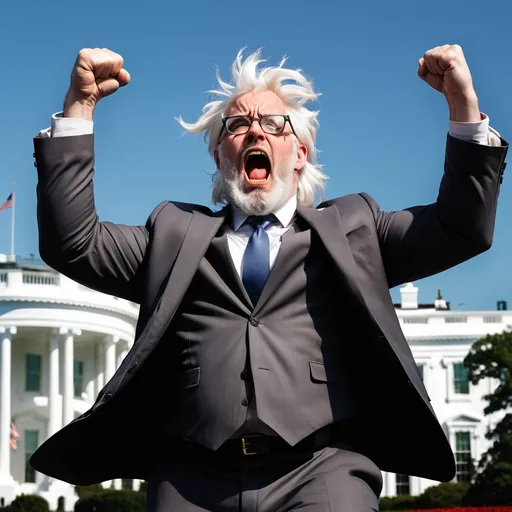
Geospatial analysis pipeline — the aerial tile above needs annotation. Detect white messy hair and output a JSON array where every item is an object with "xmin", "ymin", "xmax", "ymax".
[{"xmin": 177, "ymin": 49, "xmax": 327, "ymax": 206}]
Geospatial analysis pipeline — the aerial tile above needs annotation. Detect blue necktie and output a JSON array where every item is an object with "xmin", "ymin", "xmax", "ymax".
[{"xmin": 241, "ymin": 215, "xmax": 275, "ymax": 305}]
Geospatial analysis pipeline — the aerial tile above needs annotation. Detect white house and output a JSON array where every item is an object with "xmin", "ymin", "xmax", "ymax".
[
  {"xmin": 0, "ymin": 254, "xmax": 140, "ymax": 510},
  {"xmin": 0, "ymin": 254, "xmax": 509, "ymax": 509},
  {"xmin": 383, "ymin": 282, "xmax": 510, "ymax": 498}
]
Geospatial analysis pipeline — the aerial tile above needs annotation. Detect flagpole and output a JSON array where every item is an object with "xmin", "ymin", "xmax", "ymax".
[{"xmin": 10, "ymin": 183, "xmax": 15, "ymax": 259}]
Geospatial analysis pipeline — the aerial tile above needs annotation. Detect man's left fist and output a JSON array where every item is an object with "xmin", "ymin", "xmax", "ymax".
[{"xmin": 418, "ymin": 45, "xmax": 475, "ymax": 101}]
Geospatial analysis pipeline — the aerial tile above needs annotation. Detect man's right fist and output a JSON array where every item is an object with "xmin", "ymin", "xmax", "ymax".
[{"xmin": 64, "ymin": 48, "xmax": 130, "ymax": 120}]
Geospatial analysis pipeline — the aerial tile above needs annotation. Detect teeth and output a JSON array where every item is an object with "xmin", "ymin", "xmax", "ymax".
[{"xmin": 247, "ymin": 150, "xmax": 266, "ymax": 157}]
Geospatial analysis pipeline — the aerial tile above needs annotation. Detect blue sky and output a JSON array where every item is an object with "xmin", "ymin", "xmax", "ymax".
[{"xmin": 1, "ymin": 0, "xmax": 511, "ymax": 310}]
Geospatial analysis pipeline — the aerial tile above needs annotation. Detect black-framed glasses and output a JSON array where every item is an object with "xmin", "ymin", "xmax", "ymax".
[{"xmin": 218, "ymin": 114, "xmax": 297, "ymax": 143}]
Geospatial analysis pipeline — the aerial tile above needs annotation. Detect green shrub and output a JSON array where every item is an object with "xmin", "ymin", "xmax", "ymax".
[
  {"xmin": 414, "ymin": 481, "xmax": 469, "ymax": 508},
  {"xmin": 378, "ymin": 494, "xmax": 417, "ymax": 510},
  {"xmin": 74, "ymin": 490, "xmax": 145, "ymax": 512},
  {"xmin": 9, "ymin": 494, "xmax": 50, "ymax": 512},
  {"xmin": 74, "ymin": 484, "xmax": 105, "ymax": 499}
]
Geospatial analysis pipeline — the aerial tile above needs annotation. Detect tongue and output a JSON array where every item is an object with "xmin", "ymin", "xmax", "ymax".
[{"xmin": 247, "ymin": 168, "xmax": 267, "ymax": 180}]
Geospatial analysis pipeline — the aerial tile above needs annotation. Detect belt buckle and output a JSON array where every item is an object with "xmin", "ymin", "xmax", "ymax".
[{"xmin": 241, "ymin": 437, "xmax": 257, "ymax": 456}]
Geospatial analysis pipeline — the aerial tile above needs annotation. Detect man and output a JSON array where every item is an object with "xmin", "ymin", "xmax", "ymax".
[{"xmin": 31, "ymin": 46, "xmax": 507, "ymax": 511}]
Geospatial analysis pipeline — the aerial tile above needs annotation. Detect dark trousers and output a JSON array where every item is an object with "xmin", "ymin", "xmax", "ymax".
[{"xmin": 146, "ymin": 441, "xmax": 382, "ymax": 511}]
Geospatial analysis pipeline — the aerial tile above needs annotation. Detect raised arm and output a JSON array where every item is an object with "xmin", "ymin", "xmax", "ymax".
[
  {"xmin": 369, "ymin": 45, "xmax": 508, "ymax": 288},
  {"xmin": 364, "ymin": 135, "xmax": 507, "ymax": 289},
  {"xmin": 35, "ymin": 48, "xmax": 157, "ymax": 302}
]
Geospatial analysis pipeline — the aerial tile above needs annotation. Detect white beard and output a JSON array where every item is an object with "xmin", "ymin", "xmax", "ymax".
[{"xmin": 217, "ymin": 147, "xmax": 296, "ymax": 216}]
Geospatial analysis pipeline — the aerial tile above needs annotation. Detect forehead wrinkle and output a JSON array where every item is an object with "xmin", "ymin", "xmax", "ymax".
[{"xmin": 226, "ymin": 90, "xmax": 286, "ymax": 117}]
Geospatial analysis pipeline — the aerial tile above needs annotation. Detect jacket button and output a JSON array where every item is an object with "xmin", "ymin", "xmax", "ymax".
[
  {"xmin": 241, "ymin": 398, "xmax": 249, "ymax": 407},
  {"xmin": 240, "ymin": 369, "xmax": 250, "ymax": 380},
  {"xmin": 250, "ymin": 318, "xmax": 260, "ymax": 327}
]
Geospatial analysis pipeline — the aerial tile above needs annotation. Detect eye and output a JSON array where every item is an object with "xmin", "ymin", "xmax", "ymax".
[
  {"xmin": 226, "ymin": 117, "xmax": 249, "ymax": 133},
  {"xmin": 262, "ymin": 115, "xmax": 284, "ymax": 133}
]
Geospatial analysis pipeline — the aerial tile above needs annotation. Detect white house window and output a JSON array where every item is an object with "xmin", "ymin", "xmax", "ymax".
[
  {"xmin": 395, "ymin": 474, "xmax": 410, "ymax": 495},
  {"xmin": 453, "ymin": 363, "xmax": 470, "ymax": 394},
  {"xmin": 416, "ymin": 363, "xmax": 425, "ymax": 381},
  {"xmin": 25, "ymin": 354, "xmax": 42, "ymax": 392},
  {"xmin": 455, "ymin": 431, "xmax": 472, "ymax": 482},
  {"xmin": 122, "ymin": 479, "xmax": 134, "ymax": 490},
  {"xmin": 24, "ymin": 430, "xmax": 39, "ymax": 483},
  {"xmin": 74, "ymin": 360, "xmax": 84, "ymax": 397}
]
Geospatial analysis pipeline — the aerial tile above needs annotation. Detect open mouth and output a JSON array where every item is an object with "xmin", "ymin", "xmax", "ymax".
[{"xmin": 244, "ymin": 150, "xmax": 271, "ymax": 183}]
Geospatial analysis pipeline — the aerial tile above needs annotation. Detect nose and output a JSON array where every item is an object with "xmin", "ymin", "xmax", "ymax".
[{"xmin": 245, "ymin": 119, "xmax": 266, "ymax": 143}]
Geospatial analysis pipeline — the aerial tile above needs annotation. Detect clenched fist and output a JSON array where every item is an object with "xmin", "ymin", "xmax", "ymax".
[
  {"xmin": 64, "ymin": 48, "xmax": 130, "ymax": 120},
  {"xmin": 418, "ymin": 45, "xmax": 480, "ymax": 122}
]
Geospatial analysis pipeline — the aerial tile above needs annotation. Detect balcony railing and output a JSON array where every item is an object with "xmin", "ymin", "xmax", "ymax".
[
  {"xmin": 445, "ymin": 316, "xmax": 468, "ymax": 323},
  {"xmin": 22, "ymin": 271, "xmax": 59, "ymax": 286},
  {"xmin": 398, "ymin": 309, "xmax": 511, "ymax": 340},
  {"xmin": 403, "ymin": 317, "xmax": 429, "ymax": 324},
  {"xmin": 0, "ymin": 267, "xmax": 138, "ymax": 317}
]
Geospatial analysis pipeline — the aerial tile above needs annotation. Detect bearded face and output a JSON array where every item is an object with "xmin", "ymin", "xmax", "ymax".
[{"xmin": 214, "ymin": 90, "xmax": 307, "ymax": 215}]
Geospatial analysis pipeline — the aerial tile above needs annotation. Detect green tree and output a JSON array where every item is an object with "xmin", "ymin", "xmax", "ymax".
[{"xmin": 463, "ymin": 330, "xmax": 512, "ymax": 506}]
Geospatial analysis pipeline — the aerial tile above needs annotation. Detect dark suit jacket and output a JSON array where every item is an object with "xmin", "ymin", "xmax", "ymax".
[{"xmin": 30, "ymin": 133, "xmax": 507, "ymax": 485}]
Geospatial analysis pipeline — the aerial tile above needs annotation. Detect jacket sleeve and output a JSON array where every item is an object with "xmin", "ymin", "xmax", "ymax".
[
  {"xmin": 34, "ymin": 133, "xmax": 166, "ymax": 303},
  {"xmin": 362, "ymin": 134, "xmax": 508, "ymax": 289}
]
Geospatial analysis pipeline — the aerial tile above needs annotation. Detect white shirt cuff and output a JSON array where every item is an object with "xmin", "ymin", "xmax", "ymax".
[
  {"xmin": 51, "ymin": 112, "xmax": 93, "ymax": 137},
  {"xmin": 449, "ymin": 113, "xmax": 501, "ymax": 146},
  {"xmin": 37, "ymin": 112, "xmax": 94, "ymax": 138}
]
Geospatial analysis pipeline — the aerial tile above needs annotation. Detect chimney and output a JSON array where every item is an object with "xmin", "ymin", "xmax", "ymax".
[
  {"xmin": 400, "ymin": 282, "xmax": 418, "ymax": 309},
  {"xmin": 497, "ymin": 300, "xmax": 507, "ymax": 311},
  {"xmin": 435, "ymin": 289, "xmax": 448, "ymax": 310}
]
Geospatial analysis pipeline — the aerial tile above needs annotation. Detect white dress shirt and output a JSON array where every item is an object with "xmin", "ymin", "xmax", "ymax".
[{"xmin": 226, "ymin": 195, "xmax": 297, "ymax": 278}]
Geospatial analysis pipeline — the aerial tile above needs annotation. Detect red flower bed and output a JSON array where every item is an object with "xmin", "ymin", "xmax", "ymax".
[{"xmin": 408, "ymin": 508, "xmax": 512, "ymax": 512}]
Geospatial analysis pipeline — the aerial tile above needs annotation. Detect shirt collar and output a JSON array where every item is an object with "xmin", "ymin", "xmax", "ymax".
[{"xmin": 231, "ymin": 195, "xmax": 297, "ymax": 231}]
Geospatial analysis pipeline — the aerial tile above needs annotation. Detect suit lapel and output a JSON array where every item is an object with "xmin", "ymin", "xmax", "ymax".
[
  {"xmin": 296, "ymin": 204, "xmax": 362, "ymax": 295},
  {"xmin": 146, "ymin": 207, "xmax": 228, "ymax": 341},
  {"xmin": 297, "ymin": 204, "xmax": 403, "ymax": 345},
  {"xmin": 209, "ymin": 233, "xmax": 253, "ymax": 310},
  {"xmin": 296, "ymin": 204, "xmax": 386, "ymax": 329}
]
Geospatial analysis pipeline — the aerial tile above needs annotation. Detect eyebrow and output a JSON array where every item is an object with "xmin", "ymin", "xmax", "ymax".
[{"xmin": 225, "ymin": 111, "xmax": 278, "ymax": 117}]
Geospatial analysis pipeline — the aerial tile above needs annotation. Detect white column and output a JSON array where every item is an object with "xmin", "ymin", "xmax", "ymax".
[
  {"xmin": 386, "ymin": 472, "xmax": 396, "ymax": 497},
  {"xmin": 104, "ymin": 336, "xmax": 117, "ymax": 383},
  {"xmin": 95, "ymin": 342, "xmax": 104, "ymax": 397},
  {"xmin": 0, "ymin": 327, "xmax": 16, "ymax": 482},
  {"xmin": 117, "ymin": 344, "xmax": 129, "ymax": 369},
  {"xmin": 410, "ymin": 475, "xmax": 421, "ymax": 496},
  {"xmin": 48, "ymin": 329, "xmax": 61, "ymax": 438},
  {"xmin": 61, "ymin": 328, "xmax": 81, "ymax": 426}
]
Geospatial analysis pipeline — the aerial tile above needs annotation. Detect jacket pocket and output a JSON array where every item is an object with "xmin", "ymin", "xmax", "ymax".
[
  {"xmin": 309, "ymin": 361, "xmax": 337, "ymax": 383},
  {"xmin": 179, "ymin": 367, "xmax": 200, "ymax": 390}
]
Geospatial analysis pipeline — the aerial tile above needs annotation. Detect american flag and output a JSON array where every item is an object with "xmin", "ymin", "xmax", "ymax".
[
  {"xmin": 0, "ymin": 193, "xmax": 13, "ymax": 213},
  {"xmin": 10, "ymin": 422, "xmax": 20, "ymax": 451}
]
